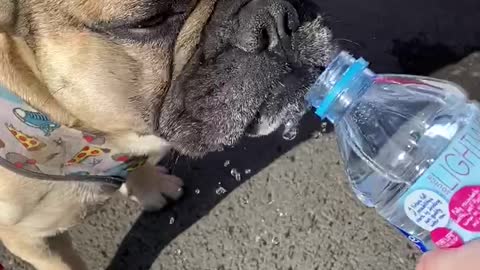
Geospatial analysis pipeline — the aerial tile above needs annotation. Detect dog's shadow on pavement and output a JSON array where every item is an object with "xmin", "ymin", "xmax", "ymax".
[
  {"xmin": 107, "ymin": 0, "xmax": 480, "ymax": 269},
  {"xmin": 107, "ymin": 114, "xmax": 331, "ymax": 270}
]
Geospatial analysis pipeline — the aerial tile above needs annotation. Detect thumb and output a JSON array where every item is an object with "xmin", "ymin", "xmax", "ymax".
[{"xmin": 417, "ymin": 241, "xmax": 480, "ymax": 270}]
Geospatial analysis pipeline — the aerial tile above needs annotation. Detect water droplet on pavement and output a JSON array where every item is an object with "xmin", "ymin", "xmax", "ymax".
[
  {"xmin": 231, "ymin": 168, "xmax": 242, "ymax": 181},
  {"xmin": 216, "ymin": 186, "xmax": 227, "ymax": 195}
]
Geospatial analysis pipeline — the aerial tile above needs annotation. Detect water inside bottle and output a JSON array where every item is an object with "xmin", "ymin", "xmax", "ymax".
[{"xmin": 306, "ymin": 51, "xmax": 480, "ymax": 251}]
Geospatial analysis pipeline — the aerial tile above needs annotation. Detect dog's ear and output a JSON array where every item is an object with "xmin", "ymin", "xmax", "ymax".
[
  {"xmin": 173, "ymin": 0, "xmax": 218, "ymax": 79},
  {"xmin": 0, "ymin": 31, "xmax": 81, "ymax": 127}
]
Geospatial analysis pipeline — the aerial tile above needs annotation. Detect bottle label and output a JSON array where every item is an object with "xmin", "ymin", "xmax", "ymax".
[
  {"xmin": 394, "ymin": 225, "xmax": 429, "ymax": 252},
  {"xmin": 400, "ymin": 111, "xmax": 480, "ymax": 251}
]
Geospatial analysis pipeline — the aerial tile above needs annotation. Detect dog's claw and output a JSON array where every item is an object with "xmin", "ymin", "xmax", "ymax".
[
  {"xmin": 157, "ymin": 169, "xmax": 184, "ymax": 200},
  {"xmin": 122, "ymin": 165, "xmax": 184, "ymax": 211}
]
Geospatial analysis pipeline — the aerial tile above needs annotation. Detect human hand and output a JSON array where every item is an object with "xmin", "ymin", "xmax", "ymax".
[{"xmin": 417, "ymin": 241, "xmax": 480, "ymax": 270}]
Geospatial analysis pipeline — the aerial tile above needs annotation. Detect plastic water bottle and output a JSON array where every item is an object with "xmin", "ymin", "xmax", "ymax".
[{"xmin": 306, "ymin": 51, "xmax": 480, "ymax": 252}]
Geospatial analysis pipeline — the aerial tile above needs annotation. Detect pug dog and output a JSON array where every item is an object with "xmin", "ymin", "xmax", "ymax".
[{"xmin": 0, "ymin": 0, "xmax": 335, "ymax": 269}]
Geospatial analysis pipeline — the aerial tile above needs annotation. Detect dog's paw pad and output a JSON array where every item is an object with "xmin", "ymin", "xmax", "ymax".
[
  {"xmin": 122, "ymin": 166, "xmax": 184, "ymax": 211},
  {"xmin": 156, "ymin": 169, "xmax": 184, "ymax": 201}
]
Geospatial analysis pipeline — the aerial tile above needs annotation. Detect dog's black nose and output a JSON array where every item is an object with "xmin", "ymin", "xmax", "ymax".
[{"xmin": 234, "ymin": 0, "xmax": 300, "ymax": 54}]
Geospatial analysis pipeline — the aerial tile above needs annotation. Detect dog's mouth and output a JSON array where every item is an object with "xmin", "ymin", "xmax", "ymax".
[
  {"xmin": 245, "ymin": 110, "xmax": 269, "ymax": 137},
  {"xmin": 245, "ymin": 100, "xmax": 306, "ymax": 138},
  {"xmin": 154, "ymin": 1, "xmax": 335, "ymax": 157},
  {"xmin": 244, "ymin": 63, "xmax": 327, "ymax": 139}
]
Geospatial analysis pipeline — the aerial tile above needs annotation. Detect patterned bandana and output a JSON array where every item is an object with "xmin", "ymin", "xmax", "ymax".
[{"xmin": 0, "ymin": 84, "xmax": 147, "ymax": 187}]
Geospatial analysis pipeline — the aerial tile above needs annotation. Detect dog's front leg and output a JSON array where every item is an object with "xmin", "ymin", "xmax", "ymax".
[
  {"xmin": 120, "ymin": 163, "xmax": 184, "ymax": 211},
  {"xmin": 0, "ymin": 231, "xmax": 86, "ymax": 270}
]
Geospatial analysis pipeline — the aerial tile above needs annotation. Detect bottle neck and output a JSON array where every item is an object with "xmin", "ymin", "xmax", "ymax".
[{"xmin": 306, "ymin": 52, "xmax": 375, "ymax": 123}]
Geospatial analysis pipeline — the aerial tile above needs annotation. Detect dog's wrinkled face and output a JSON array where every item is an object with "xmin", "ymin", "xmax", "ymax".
[
  {"xmin": 15, "ymin": 0, "xmax": 334, "ymax": 157},
  {"xmin": 160, "ymin": 0, "xmax": 335, "ymax": 155}
]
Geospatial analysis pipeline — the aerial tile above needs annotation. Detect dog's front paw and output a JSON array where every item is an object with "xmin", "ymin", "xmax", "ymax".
[{"xmin": 120, "ymin": 165, "xmax": 184, "ymax": 211}]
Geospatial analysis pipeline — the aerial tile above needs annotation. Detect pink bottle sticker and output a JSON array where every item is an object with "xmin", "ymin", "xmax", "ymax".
[
  {"xmin": 431, "ymin": 228, "xmax": 463, "ymax": 249},
  {"xmin": 449, "ymin": 186, "xmax": 480, "ymax": 232},
  {"xmin": 397, "ymin": 109, "xmax": 480, "ymax": 252}
]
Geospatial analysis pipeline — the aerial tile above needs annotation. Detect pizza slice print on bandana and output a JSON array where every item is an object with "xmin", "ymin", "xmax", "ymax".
[
  {"xmin": 66, "ymin": 146, "xmax": 111, "ymax": 166},
  {"xmin": 102, "ymin": 155, "xmax": 146, "ymax": 177},
  {"xmin": 5, "ymin": 152, "xmax": 42, "ymax": 173},
  {"xmin": 112, "ymin": 154, "xmax": 148, "ymax": 172},
  {"xmin": 82, "ymin": 132, "xmax": 106, "ymax": 145},
  {"xmin": 5, "ymin": 124, "xmax": 46, "ymax": 151}
]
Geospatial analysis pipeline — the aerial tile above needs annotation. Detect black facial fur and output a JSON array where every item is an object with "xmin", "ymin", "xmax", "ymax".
[{"xmin": 156, "ymin": 0, "xmax": 336, "ymax": 157}]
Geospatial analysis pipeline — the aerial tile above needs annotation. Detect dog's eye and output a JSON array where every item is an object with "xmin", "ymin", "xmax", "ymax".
[
  {"xmin": 134, "ymin": 14, "xmax": 169, "ymax": 29},
  {"xmin": 130, "ymin": 11, "xmax": 185, "ymax": 31},
  {"xmin": 89, "ymin": 10, "xmax": 186, "ymax": 42}
]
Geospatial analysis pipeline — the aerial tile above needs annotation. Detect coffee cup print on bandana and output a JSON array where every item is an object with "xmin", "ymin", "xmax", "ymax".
[
  {"xmin": 449, "ymin": 186, "xmax": 480, "ymax": 232},
  {"xmin": 404, "ymin": 189, "xmax": 450, "ymax": 231}
]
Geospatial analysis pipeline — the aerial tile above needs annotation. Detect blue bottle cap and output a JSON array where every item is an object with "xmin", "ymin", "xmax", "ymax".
[{"xmin": 314, "ymin": 57, "xmax": 370, "ymax": 118}]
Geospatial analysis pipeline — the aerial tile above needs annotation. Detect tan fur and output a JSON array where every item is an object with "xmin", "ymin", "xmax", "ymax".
[
  {"xmin": 0, "ymin": 0, "xmax": 15, "ymax": 31},
  {"xmin": 0, "ymin": 34, "xmax": 80, "ymax": 127},
  {"xmin": 0, "ymin": 0, "xmax": 216, "ymax": 269}
]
